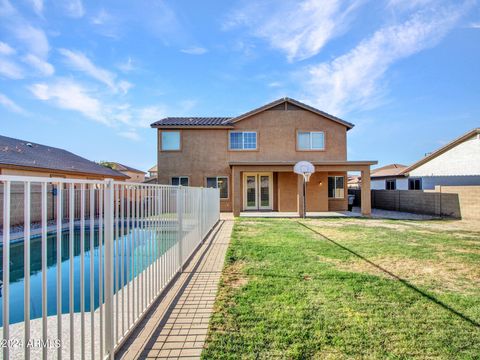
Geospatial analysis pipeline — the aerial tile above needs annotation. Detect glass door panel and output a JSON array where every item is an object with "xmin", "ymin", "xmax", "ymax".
[
  {"xmin": 246, "ymin": 175, "xmax": 257, "ymax": 209},
  {"xmin": 259, "ymin": 175, "xmax": 270, "ymax": 209}
]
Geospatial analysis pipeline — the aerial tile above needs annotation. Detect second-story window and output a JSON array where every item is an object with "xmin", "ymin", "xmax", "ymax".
[
  {"xmin": 161, "ymin": 131, "xmax": 180, "ymax": 151},
  {"xmin": 297, "ymin": 131, "xmax": 325, "ymax": 150},
  {"xmin": 229, "ymin": 131, "xmax": 257, "ymax": 150}
]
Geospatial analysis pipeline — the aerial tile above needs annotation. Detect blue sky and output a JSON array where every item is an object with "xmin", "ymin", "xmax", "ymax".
[{"xmin": 0, "ymin": 0, "xmax": 479, "ymax": 171}]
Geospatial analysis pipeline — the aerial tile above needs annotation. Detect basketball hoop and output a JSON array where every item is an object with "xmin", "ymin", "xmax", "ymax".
[{"xmin": 294, "ymin": 161, "xmax": 315, "ymax": 218}]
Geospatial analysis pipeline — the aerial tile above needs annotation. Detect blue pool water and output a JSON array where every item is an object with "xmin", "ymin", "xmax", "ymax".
[{"xmin": 0, "ymin": 226, "xmax": 178, "ymax": 324}]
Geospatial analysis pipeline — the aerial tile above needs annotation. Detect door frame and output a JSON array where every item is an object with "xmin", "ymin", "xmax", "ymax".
[{"xmin": 243, "ymin": 172, "xmax": 273, "ymax": 211}]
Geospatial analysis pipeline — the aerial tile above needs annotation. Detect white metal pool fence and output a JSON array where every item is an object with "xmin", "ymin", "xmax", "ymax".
[{"xmin": 0, "ymin": 175, "xmax": 220, "ymax": 359}]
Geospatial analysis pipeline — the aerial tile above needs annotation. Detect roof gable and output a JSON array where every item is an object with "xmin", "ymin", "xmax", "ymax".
[
  {"xmin": 229, "ymin": 97, "xmax": 354, "ymax": 129},
  {"xmin": 402, "ymin": 128, "xmax": 480, "ymax": 175},
  {"xmin": 150, "ymin": 97, "xmax": 353, "ymax": 129}
]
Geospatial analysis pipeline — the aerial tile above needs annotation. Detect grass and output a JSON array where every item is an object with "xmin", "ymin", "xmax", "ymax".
[{"xmin": 202, "ymin": 218, "xmax": 480, "ymax": 359}]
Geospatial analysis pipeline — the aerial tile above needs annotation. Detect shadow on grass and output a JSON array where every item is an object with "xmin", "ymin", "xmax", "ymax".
[{"xmin": 298, "ymin": 221, "xmax": 480, "ymax": 329}]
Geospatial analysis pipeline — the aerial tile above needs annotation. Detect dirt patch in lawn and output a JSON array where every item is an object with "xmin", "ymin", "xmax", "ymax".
[
  {"xmin": 334, "ymin": 256, "xmax": 480, "ymax": 293},
  {"xmin": 308, "ymin": 218, "xmax": 480, "ymax": 232},
  {"xmin": 223, "ymin": 260, "xmax": 248, "ymax": 289}
]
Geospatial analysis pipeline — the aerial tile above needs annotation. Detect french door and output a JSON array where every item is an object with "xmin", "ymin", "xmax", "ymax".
[{"xmin": 243, "ymin": 173, "xmax": 273, "ymax": 210}]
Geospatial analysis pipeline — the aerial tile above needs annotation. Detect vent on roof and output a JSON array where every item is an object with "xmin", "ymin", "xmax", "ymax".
[
  {"xmin": 268, "ymin": 102, "xmax": 303, "ymax": 111},
  {"xmin": 286, "ymin": 102, "xmax": 302, "ymax": 110},
  {"xmin": 26, "ymin": 143, "xmax": 33, "ymax": 148},
  {"xmin": 268, "ymin": 103, "xmax": 286, "ymax": 111}
]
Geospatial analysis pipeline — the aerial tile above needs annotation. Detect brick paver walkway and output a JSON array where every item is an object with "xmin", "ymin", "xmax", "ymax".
[{"xmin": 117, "ymin": 219, "xmax": 233, "ymax": 359}]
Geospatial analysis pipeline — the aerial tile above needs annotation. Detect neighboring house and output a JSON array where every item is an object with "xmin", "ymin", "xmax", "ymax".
[
  {"xmin": 370, "ymin": 164, "xmax": 408, "ymax": 190},
  {"xmin": 151, "ymin": 97, "xmax": 376, "ymax": 216},
  {"xmin": 401, "ymin": 128, "xmax": 480, "ymax": 190},
  {"xmin": 148, "ymin": 165, "xmax": 157, "ymax": 178},
  {"xmin": 143, "ymin": 176, "xmax": 158, "ymax": 184},
  {"xmin": 0, "ymin": 135, "xmax": 128, "ymax": 180},
  {"xmin": 102, "ymin": 161, "xmax": 146, "ymax": 182},
  {"xmin": 347, "ymin": 175, "xmax": 361, "ymax": 189}
]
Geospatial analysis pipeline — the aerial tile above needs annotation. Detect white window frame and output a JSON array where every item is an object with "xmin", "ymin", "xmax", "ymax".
[
  {"xmin": 328, "ymin": 176, "xmax": 345, "ymax": 199},
  {"xmin": 229, "ymin": 131, "xmax": 257, "ymax": 150},
  {"xmin": 297, "ymin": 131, "xmax": 325, "ymax": 151},
  {"xmin": 171, "ymin": 176, "xmax": 189, "ymax": 186},
  {"xmin": 206, "ymin": 176, "xmax": 229, "ymax": 199},
  {"xmin": 161, "ymin": 131, "xmax": 181, "ymax": 151}
]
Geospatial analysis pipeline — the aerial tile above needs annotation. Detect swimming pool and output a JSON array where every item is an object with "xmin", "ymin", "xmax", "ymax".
[{"xmin": 0, "ymin": 226, "xmax": 178, "ymax": 324}]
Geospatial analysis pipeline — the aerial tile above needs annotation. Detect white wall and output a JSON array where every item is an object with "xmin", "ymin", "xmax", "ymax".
[
  {"xmin": 420, "ymin": 175, "xmax": 480, "ymax": 190},
  {"xmin": 371, "ymin": 178, "xmax": 408, "ymax": 190},
  {"xmin": 409, "ymin": 135, "xmax": 480, "ymax": 177}
]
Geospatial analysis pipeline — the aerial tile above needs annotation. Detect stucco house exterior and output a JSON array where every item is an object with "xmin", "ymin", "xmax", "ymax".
[
  {"xmin": 102, "ymin": 162, "xmax": 146, "ymax": 182},
  {"xmin": 151, "ymin": 97, "xmax": 377, "ymax": 216},
  {"xmin": 148, "ymin": 165, "xmax": 157, "ymax": 178},
  {"xmin": 370, "ymin": 164, "xmax": 408, "ymax": 190},
  {"xmin": 401, "ymin": 128, "xmax": 480, "ymax": 190},
  {"xmin": 0, "ymin": 135, "xmax": 127, "ymax": 180}
]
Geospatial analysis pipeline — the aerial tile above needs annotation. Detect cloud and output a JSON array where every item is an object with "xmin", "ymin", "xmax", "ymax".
[
  {"xmin": 29, "ymin": 0, "xmax": 43, "ymax": 15},
  {"xmin": 90, "ymin": 8, "xmax": 110, "ymax": 25},
  {"xmin": 11, "ymin": 23, "xmax": 49, "ymax": 59},
  {"xmin": 117, "ymin": 57, "xmax": 135, "ymax": 72},
  {"xmin": 268, "ymin": 81, "xmax": 282, "ymax": 88},
  {"xmin": 63, "ymin": 0, "xmax": 84, "ymax": 18},
  {"xmin": 0, "ymin": 92, "xmax": 25, "ymax": 113},
  {"xmin": 117, "ymin": 130, "xmax": 141, "ymax": 141},
  {"xmin": 29, "ymin": 78, "xmax": 107, "ymax": 124},
  {"xmin": 0, "ymin": 57, "xmax": 24, "ymax": 79},
  {"xmin": 224, "ymin": 0, "xmax": 364, "ymax": 62},
  {"xmin": 136, "ymin": 105, "xmax": 167, "ymax": 127},
  {"xmin": 387, "ymin": 0, "xmax": 436, "ymax": 11},
  {"xmin": 22, "ymin": 54, "xmax": 54, "ymax": 76},
  {"xmin": 180, "ymin": 46, "xmax": 208, "ymax": 55},
  {"xmin": 301, "ymin": 4, "xmax": 469, "ymax": 115},
  {"xmin": 59, "ymin": 48, "xmax": 131, "ymax": 93},
  {"xmin": 469, "ymin": 22, "xmax": 480, "ymax": 28},
  {"xmin": 0, "ymin": 41, "xmax": 15, "ymax": 55}
]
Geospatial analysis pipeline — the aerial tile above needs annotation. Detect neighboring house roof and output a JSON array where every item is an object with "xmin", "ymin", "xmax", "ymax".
[
  {"xmin": 143, "ymin": 176, "xmax": 158, "ymax": 184},
  {"xmin": 401, "ymin": 128, "xmax": 480, "ymax": 175},
  {"xmin": 150, "ymin": 97, "xmax": 354, "ymax": 129},
  {"xmin": 148, "ymin": 165, "xmax": 157, "ymax": 172},
  {"xmin": 105, "ymin": 161, "xmax": 146, "ymax": 174},
  {"xmin": 371, "ymin": 164, "xmax": 408, "ymax": 178},
  {"xmin": 348, "ymin": 175, "xmax": 361, "ymax": 184},
  {"xmin": 0, "ymin": 135, "xmax": 128, "ymax": 179}
]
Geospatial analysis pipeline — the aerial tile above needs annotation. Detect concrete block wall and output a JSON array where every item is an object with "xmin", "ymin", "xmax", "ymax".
[{"xmin": 371, "ymin": 186, "xmax": 480, "ymax": 219}]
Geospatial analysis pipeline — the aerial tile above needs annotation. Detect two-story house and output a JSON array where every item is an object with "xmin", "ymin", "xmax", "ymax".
[{"xmin": 151, "ymin": 97, "xmax": 376, "ymax": 216}]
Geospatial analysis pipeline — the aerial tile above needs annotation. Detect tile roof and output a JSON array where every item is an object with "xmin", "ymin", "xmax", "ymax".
[
  {"xmin": 151, "ymin": 117, "xmax": 232, "ymax": 127},
  {"xmin": 371, "ymin": 163, "xmax": 408, "ymax": 178},
  {"xmin": 150, "ymin": 97, "xmax": 354, "ymax": 129},
  {"xmin": 0, "ymin": 135, "xmax": 128, "ymax": 178},
  {"xmin": 106, "ymin": 161, "xmax": 146, "ymax": 174}
]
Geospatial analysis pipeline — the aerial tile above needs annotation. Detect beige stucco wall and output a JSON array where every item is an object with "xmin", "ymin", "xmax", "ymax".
[
  {"xmin": 123, "ymin": 170, "xmax": 146, "ymax": 183},
  {"xmin": 156, "ymin": 108, "xmax": 349, "ymax": 212}
]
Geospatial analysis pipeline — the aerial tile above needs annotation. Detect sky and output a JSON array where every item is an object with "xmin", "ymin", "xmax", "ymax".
[{"xmin": 0, "ymin": 0, "xmax": 479, "ymax": 172}]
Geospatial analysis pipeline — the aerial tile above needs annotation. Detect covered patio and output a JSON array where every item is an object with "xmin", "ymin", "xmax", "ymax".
[{"xmin": 230, "ymin": 161, "xmax": 377, "ymax": 217}]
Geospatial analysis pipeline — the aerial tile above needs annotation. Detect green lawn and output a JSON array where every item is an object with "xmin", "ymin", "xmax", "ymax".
[{"xmin": 203, "ymin": 218, "xmax": 480, "ymax": 359}]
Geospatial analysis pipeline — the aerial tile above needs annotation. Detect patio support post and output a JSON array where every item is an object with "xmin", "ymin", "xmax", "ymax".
[
  {"xmin": 361, "ymin": 168, "xmax": 371, "ymax": 215},
  {"xmin": 297, "ymin": 174, "xmax": 305, "ymax": 218},
  {"xmin": 233, "ymin": 167, "xmax": 241, "ymax": 216}
]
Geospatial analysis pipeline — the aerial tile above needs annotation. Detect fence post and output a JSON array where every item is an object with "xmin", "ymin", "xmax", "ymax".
[
  {"xmin": 104, "ymin": 179, "xmax": 115, "ymax": 359},
  {"xmin": 177, "ymin": 186, "xmax": 184, "ymax": 271}
]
